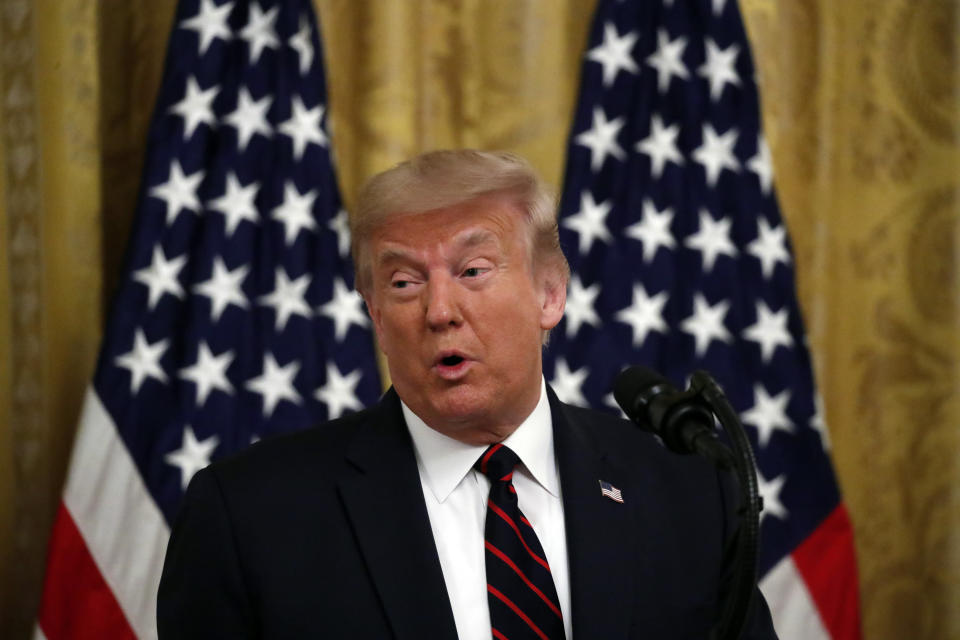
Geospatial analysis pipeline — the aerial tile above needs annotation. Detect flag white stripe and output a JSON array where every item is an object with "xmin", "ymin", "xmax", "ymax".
[
  {"xmin": 760, "ymin": 554, "xmax": 830, "ymax": 639},
  {"xmin": 33, "ymin": 626, "xmax": 48, "ymax": 640},
  {"xmin": 63, "ymin": 387, "xmax": 170, "ymax": 640}
]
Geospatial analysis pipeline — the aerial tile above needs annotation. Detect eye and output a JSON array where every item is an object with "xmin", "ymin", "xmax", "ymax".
[
  {"xmin": 461, "ymin": 262, "xmax": 493, "ymax": 279},
  {"xmin": 389, "ymin": 272, "xmax": 419, "ymax": 290}
]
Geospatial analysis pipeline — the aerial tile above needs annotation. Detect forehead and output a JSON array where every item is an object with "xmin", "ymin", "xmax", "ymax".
[{"xmin": 369, "ymin": 197, "xmax": 528, "ymax": 261}]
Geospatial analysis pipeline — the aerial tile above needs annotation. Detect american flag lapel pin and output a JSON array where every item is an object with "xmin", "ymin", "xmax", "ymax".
[{"xmin": 599, "ymin": 480, "xmax": 624, "ymax": 504}]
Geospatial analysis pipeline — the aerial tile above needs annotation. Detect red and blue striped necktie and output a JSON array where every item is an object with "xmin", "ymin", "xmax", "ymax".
[{"xmin": 475, "ymin": 444, "xmax": 565, "ymax": 640}]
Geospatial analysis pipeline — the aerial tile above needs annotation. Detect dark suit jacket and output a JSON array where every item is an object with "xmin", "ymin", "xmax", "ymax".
[{"xmin": 157, "ymin": 386, "xmax": 778, "ymax": 639}]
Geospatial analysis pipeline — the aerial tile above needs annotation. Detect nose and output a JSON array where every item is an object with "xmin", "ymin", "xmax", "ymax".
[{"xmin": 424, "ymin": 273, "xmax": 463, "ymax": 331}]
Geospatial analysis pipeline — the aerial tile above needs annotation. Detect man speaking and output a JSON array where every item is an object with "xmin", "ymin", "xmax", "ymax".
[{"xmin": 157, "ymin": 150, "xmax": 778, "ymax": 639}]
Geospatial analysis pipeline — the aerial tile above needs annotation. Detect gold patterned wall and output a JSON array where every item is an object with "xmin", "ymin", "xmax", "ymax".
[
  {"xmin": 0, "ymin": 1, "xmax": 958, "ymax": 638},
  {"xmin": 741, "ymin": 1, "xmax": 960, "ymax": 637}
]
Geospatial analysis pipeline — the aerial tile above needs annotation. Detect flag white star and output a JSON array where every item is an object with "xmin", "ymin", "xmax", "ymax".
[
  {"xmin": 317, "ymin": 277, "xmax": 369, "ymax": 341},
  {"xmin": 810, "ymin": 394, "xmax": 831, "ymax": 451},
  {"xmin": 698, "ymin": 38, "xmax": 741, "ymax": 101},
  {"xmin": 625, "ymin": 198, "xmax": 676, "ymax": 262},
  {"xmin": 757, "ymin": 471, "xmax": 788, "ymax": 523},
  {"xmin": 223, "ymin": 87, "xmax": 272, "ymax": 151},
  {"xmin": 207, "ymin": 172, "xmax": 260, "ymax": 236},
  {"xmin": 165, "ymin": 425, "xmax": 220, "ymax": 490},
  {"xmin": 179, "ymin": 341, "xmax": 235, "ymax": 406},
  {"xmin": 169, "ymin": 76, "xmax": 218, "ymax": 139},
  {"xmin": 271, "ymin": 181, "xmax": 318, "ymax": 245},
  {"xmin": 646, "ymin": 28, "xmax": 689, "ymax": 93},
  {"xmin": 563, "ymin": 190, "xmax": 613, "ymax": 255},
  {"xmin": 742, "ymin": 383, "xmax": 794, "ymax": 448},
  {"xmin": 685, "ymin": 209, "xmax": 737, "ymax": 271},
  {"xmin": 150, "ymin": 160, "xmax": 203, "ymax": 225},
  {"xmin": 711, "ymin": 0, "xmax": 730, "ymax": 16},
  {"xmin": 692, "ymin": 124, "xmax": 740, "ymax": 188},
  {"xmin": 574, "ymin": 107, "xmax": 626, "ymax": 172},
  {"xmin": 563, "ymin": 276, "xmax": 602, "ymax": 338},
  {"xmin": 748, "ymin": 217, "xmax": 790, "ymax": 279},
  {"xmin": 615, "ymin": 284, "xmax": 669, "ymax": 347},
  {"xmin": 278, "ymin": 96, "xmax": 327, "ymax": 161},
  {"xmin": 180, "ymin": 0, "xmax": 234, "ymax": 55},
  {"xmin": 636, "ymin": 114, "xmax": 684, "ymax": 178},
  {"xmin": 328, "ymin": 208, "xmax": 351, "ymax": 257},
  {"xmin": 115, "ymin": 329, "xmax": 169, "ymax": 393},
  {"xmin": 742, "ymin": 301, "xmax": 793, "ymax": 363},
  {"xmin": 193, "ymin": 257, "xmax": 249, "ymax": 322},
  {"xmin": 603, "ymin": 392, "xmax": 628, "ymax": 419},
  {"xmin": 550, "ymin": 358, "xmax": 590, "ymax": 407},
  {"xmin": 586, "ymin": 22, "xmax": 639, "ymax": 87},
  {"xmin": 245, "ymin": 353, "xmax": 302, "ymax": 418},
  {"xmin": 133, "ymin": 245, "xmax": 186, "ymax": 309},
  {"xmin": 681, "ymin": 293, "xmax": 732, "ymax": 357},
  {"xmin": 258, "ymin": 267, "xmax": 313, "ymax": 331},
  {"xmin": 288, "ymin": 15, "xmax": 314, "ymax": 75},
  {"xmin": 747, "ymin": 135, "xmax": 774, "ymax": 195},
  {"xmin": 314, "ymin": 362, "xmax": 364, "ymax": 419},
  {"xmin": 239, "ymin": 2, "xmax": 279, "ymax": 64}
]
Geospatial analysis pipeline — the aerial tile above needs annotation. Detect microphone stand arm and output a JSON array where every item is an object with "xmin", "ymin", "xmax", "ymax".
[{"xmin": 688, "ymin": 370, "xmax": 762, "ymax": 640}]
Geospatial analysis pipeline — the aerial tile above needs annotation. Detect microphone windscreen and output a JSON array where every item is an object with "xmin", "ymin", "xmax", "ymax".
[{"xmin": 613, "ymin": 365, "xmax": 669, "ymax": 416}]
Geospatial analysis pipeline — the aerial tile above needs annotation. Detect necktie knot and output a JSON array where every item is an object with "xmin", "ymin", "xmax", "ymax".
[{"xmin": 475, "ymin": 443, "xmax": 520, "ymax": 484}]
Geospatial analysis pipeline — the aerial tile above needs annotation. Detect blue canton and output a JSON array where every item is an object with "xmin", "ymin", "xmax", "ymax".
[
  {"xmin": 93, "ymin": 0, "xmax": 382, "ymax": 525},
  {"xmin": 546, "ymin": 0, "xmax": 843, "ymax": 577}
]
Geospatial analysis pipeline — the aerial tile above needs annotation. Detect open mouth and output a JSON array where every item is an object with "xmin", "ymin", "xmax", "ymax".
[{"xmin": 434, "ymin": 352, "xmax": 470, "ymax": 379}]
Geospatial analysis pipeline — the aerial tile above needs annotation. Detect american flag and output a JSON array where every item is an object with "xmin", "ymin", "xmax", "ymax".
[
  {"xmin": 545, "ymin": 0, "xmax": 861, "ymax": 637},
  {"xmin": 599, "ymin": 480, "xmax": 625, "ymax": 504},
  {"xmin": 34, "ymin": 1, "xmax": 381, "ymax": 637}
]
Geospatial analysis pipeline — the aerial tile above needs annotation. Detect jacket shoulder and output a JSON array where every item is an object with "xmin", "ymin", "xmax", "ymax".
[
  {"xmin": 201, "ymin": 404, "xmax": 377, "ymax": 492},
  {"xmin": 560, "ymin": 401, "xmax": 716, "ymax": 477}
]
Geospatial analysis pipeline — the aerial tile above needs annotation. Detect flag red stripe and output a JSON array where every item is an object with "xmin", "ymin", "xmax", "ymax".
[
  {"xmin": 486, "ymin": 541, "xmax": 563, "ymax": 618},
  {"xmin": 488, "ymin": 500, "xmax": 551, "ymax": 571},
  {"xmin": 792, "ymin": 504, "xmax": 862, "ymax": 639},
  {"xmin": 492, "ymin": 629, "xmax": 509, "ymax": 640},
  {"xmin": 487, "ymin": 585, "xmax": 550, "ymax": 640},
  {"xmin": 36, "ymin": 502, "xmax": 137, "ymax": 640}
]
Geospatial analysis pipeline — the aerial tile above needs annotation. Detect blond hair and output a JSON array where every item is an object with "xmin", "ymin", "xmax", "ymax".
[{"xmin": 350, "ymin": 149, "xmax": 570, "ymax": 294}]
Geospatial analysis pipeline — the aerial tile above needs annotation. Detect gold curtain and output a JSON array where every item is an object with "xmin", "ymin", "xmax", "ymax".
[{"xmin": 1, "ymin": 0, "xmax": 958, "ymax": 637}]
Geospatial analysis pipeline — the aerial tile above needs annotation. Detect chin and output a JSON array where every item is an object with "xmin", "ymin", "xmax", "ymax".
[{"xmin": 429, "ymin": 388, "xmax": 495, "ymax": 425}]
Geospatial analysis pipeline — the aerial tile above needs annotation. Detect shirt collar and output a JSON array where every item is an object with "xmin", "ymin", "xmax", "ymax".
[{"xmin": 403, "ymin": 377, "xmax": 559, "ymax": 503}]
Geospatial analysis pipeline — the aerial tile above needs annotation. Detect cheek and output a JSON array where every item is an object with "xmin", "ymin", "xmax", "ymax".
[
  {"xmin": 378, "ymin": 306, "xmax": 425, "ymax": 356},
  {"xmin": 483, "ymin": 295, "xmax": 544, "ymax": 342}
]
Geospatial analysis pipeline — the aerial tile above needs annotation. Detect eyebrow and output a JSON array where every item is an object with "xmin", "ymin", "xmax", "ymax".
[
  {"xmin": 374, "ymin": 228, "xmax": 500, "ymax": 269},
  {"xmin": 452, "ymin": 228, "xmax": 499, "ymax": 251},
  {"xmin": 374, "ymin": 246, "xmax": 416, "ymax": 269}
]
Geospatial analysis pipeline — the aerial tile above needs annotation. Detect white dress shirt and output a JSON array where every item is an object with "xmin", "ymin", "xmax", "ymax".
[{"xmin": 402, "ymin": 377, "xmax": 572, "ymax": 640}]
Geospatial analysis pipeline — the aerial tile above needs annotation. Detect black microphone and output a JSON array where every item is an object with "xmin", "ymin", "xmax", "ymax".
[{"xmin": 614, "ymin": 365, "xmax": 734, "ymax": 468}]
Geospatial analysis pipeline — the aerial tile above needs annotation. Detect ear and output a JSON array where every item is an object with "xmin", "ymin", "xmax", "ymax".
[{"xmin": 538, "ymin": 267, "xmax": 567, "ymax": 332}]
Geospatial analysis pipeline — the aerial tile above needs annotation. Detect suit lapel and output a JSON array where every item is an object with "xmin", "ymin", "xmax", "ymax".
[
  {"xmin": 550, "ymin": 386, "xmax": 647, "ymax": 639},
  {"xmin": 337, "ymin": 389, "xmax": 459, "ymax": 640}
]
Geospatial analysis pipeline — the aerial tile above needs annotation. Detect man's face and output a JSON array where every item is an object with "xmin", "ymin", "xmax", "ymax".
[{"xmin": 363, "ymin": 197, "xmax": 566, "ymax": 445}]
